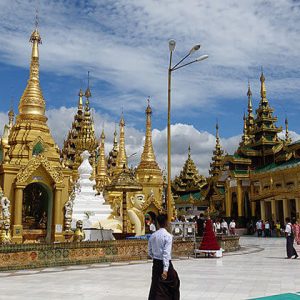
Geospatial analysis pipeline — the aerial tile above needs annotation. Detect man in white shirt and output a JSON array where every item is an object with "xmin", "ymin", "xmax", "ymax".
[
  {"xmin": 285, "ymin": 217, "xmax": 298, "ymax": 259},
  {"xmin": 148, "ymin": 214, "xmax": 180, "ymax": 300},
  {"xmin": 256, "ymin": 220, "xmax": 262, "ymax": 237}
]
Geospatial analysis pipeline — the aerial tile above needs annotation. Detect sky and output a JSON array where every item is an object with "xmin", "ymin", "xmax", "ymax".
[{"xmin": 0, "ymin": 0, "xmax": 300, "ymax": 176}]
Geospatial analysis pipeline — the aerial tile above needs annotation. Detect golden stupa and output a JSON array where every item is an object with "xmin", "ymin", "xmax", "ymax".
[{"xmin": 0, "ymin": 25, "xmax": 71, "ymax": 243}]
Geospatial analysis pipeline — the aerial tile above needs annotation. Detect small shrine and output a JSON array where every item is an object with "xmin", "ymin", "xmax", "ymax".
[{"xmin": 71, "ymin": 151, "xmax": 112, "ymax": 229}]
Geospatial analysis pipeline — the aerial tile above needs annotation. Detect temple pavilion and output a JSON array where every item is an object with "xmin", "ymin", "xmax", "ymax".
[{"xmin": 174, "ymin": 72, "xmax": 300, "ymax": 226}]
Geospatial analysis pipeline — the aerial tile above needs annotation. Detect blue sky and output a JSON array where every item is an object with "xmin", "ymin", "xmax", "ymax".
[{"xmin": 1, "ymin": 0, "xmax": 300, "ymax": 175}]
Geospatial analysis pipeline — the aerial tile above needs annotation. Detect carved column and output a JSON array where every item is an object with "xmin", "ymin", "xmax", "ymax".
[
  {"xmin": 251, "ymin": 201, "xmax": 256, "ymax": 217},
  {"xmin": 12, "ymin": 185, "xmax": 25, "ymax": 243},
  {"xmin": 237, "ymin": 180, "xmax": 243, "ymax": 217},
  {"xmin": 260, "ymin": 200, "xmax": 266, "ymax": 221},
  {"xmin": 295, "ymin": 198, "xmax": 300, "ymax": 220},
  {"xmin": 53, "ymin": 186, "xmax": 64, "ymax": 242},
  {"xmin": 225, "ymin": 180, "xmax": 231, "ymax": 217},
  {"xmin": 271, "ymin": 199, "xmax": 277, "ymax": 222},
  {"xmin": 283, "ymin": 198, "xmax": 290, "ymax": 220}
]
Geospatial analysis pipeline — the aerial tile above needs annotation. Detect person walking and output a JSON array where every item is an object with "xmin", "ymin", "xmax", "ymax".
[
  {"xmin": 256, "ymin": 220, "xmax": 262, "ymax": 237},
  {"xmin": 264, "ymin": 220, "xmax": 270, "ymax": 237},
  {"xmin": 148, "ymin": 214, "xmax": 180, "ymax": 300},
  {"xmin": 285, "ymin": 217, "xmax": 298, "ymax": 259}
]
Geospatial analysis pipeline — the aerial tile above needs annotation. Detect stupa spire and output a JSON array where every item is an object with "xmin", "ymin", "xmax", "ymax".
[
  {"xmin": 260, "ymin": 68, "xmax": 268, "ymax": 104},
  {"xmin": 140, "ymin": 98, "xmax": 156, "ymax": 163},
  {"xmin": 18, "ymin": 17, "xmax": 46, "ymax": 122},
  {"xmin": 209, "ymin": 121, "xmax": 224, "ymax": 177},
  {"xmin": 136, "ymin": 98, "xmax": 161, "ymax": 174},
  {"xmin": 96, "ymin": 129, "xmax": 110, "ymax": 191},
  {"xmin": 285, "ymin": 117, "xmax": 292, "ymax": 145},
  {"xmin": 78, "ymin": 89, "xmax": 84, "ymax": 111},
  {"xmin": 8, "ymin": 98, "xmax": 15, "ymax": 128},
  {"xmin": 115, "ymin": 112, "xmax": 128, "ymax": 173}
]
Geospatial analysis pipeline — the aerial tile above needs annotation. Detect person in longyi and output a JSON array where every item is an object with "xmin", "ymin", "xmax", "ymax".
[{"xmin": 148, "ymin": 214, "xmax": 180, "ymax": 300}]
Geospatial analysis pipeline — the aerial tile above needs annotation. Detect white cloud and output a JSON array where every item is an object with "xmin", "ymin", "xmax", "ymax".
[{"xmin": 0, "ymin": 0, "xmax": 299, "ymax": 121}]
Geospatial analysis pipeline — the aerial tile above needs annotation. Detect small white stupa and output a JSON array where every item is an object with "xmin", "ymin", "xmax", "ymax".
[{"xmin": 71, "ymin": 151, "xmax": 112, "ymax": 229}]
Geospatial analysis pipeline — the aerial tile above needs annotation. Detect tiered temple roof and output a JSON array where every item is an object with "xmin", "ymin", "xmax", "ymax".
[
  {"xmin": 62, "ymin": 86, "xmax": 97, "ymax": 170},
  {"xmin": 209, "ymin": 122, "xmax": 224, "ymax": 177},
  {"xmin": 172, "ymin": 146, "xmax": 206, "ymax": 195},
  {"xmin": 238, "ymin": 72, "xmax": 283, "ymax": 167}
]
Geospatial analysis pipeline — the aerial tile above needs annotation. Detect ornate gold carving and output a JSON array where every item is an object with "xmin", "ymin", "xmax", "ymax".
[
  {"xmin": 142, "ymin": 191, "xmax": 162, "ymax": 212},
  {"xmin": 16, "ymin": 155, "xmax": 64, "ymax": 185}
]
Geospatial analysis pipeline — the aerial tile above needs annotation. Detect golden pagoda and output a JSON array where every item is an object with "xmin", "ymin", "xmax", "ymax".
[
  {"xmin": 0, "ymin": 25, "xmax": 71, "ymax": 243},
  {"xmin": 172, "ymin": 146, "xmax": 207, "ymax": 213},
  {"xmin": 107, "ymin": 126, "xmax": 119, "ymax": 177},
  {"xmin": 96, "ymin": 129, "xmax": 110, "ymax": 192},
  {"xmin": 202, "ymin": 122, "xmax": 226, "ymax": 212},
  {"xmin": 114, "ymin": 113, "xmax": 128, "ymax": 175},
  {"xmin": 135, "ymin": 100, "xmax": 164, "ymax": 214}
]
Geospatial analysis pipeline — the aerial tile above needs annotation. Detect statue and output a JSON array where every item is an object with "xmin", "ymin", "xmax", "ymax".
[
  {"xmin": 64, "ymin": 189, "xmax": 75, "ymax": 232},
  {"xmin": 38, "ymin": 211, "xmax": 47, "ymax": 229},
  {"xmin": 1, "ymin": 196, "xmax": 10, "ymax": 221},
  {"xmin": 0, "ymin": 221, "xmax": 11, "ymax": 244},
  {"xmin": 73, "ymin": 220, "xmax": 85, "ymax": 242},
  {"xmin": 128, "ymin": 194, "xmax": 145, "ymax": 236}
]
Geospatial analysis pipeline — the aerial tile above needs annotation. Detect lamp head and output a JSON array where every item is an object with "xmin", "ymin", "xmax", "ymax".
[
  {"xmin": 195, "ymin": 54, "xmax": 209, "ymax": 62},
  {"xmin": 169, "ymin": 39, "xmax": 176, "ymax": 52},
  {"xmin": 189, "ymin": 44, "xmax": 201, "ymax": 54}
]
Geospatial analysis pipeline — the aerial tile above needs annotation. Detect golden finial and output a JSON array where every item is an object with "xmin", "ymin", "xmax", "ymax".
[
  {"xmin": 120, "ymin": 110, "xmax": 125, "ymax": 127},
  {"xmin": 78, "ymin": 89, "xmax": 83, "ymax": 110},
  {"xmin": 216, "ymin": 119, "xmax": 219, "ymax": 139},
  {"xmin": 101, "ymin": 128, "xmax": 105, "ymax": 140},
  {"xmin": 113, "ymin": 123, "xmax": 118, "ymax": 147},
  {"xmin": 8, "ymin": 97, "xmax": 15, "ymax": 127},
  {"xmin": 188, "ymin": 145, "xmax": 191, "ymax": 159},
  {"xmin": 260, "ymin": 67, "xmax": 267, "ymax": 100},
  {"xmin": 115, "ymin": 112, "xmax": 128, "ymax": 173},
  {"xmin": 146, "ymin": 96, "xmax": 152, "ymax": 114},
  {"xmin": 85, "ymin": 71, "xmax": 92, "ymax": 98}
]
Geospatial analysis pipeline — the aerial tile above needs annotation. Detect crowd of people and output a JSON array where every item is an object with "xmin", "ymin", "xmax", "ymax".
[{"xmin": 172, "ymin": 214, "xmax": 237, "ymax": 237}]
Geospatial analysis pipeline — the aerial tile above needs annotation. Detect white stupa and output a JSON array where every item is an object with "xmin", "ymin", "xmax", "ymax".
[{"xmin": 71, "ymin": 151, "xmax": 113, "ymax": 229}]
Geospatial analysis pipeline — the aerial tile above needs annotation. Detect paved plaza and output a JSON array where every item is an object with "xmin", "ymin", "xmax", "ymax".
[{"xmin": 1, "ymin": 237, "xmax": 300, "ymax": 299}]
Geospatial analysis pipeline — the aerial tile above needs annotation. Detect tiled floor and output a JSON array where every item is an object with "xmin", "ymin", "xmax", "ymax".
[{"xmin": 1, "ymin": 236, "xmax": 300, "ymax": 299}]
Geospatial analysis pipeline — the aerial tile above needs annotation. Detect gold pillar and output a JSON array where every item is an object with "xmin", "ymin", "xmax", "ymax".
[
  {"xmin": 237, "ymin": 180, "xmax": 243, "ymax": 217},
  {"xmin": 295, "ymin": 198, "xmax": 300, "ymax": 220},
  {"xmin": 12, "ymin": 185, "xmax": 24, "ymax": 243},
  {"xmin": 271, "ymin": 200, "xmax": 277, "ymax": 222},
  {"xmin": 283, "ymin": 198, "xmax": 289, "ymax": 220},
  {"xmin": 225, "ymin": 181, "xmax": 231, "ymax": 217},
  {"xmin": 251, "ymin": 201, "xmax": 256, "ymax": 217},
  {"xmin": 260, "ymin": 200, "xmax": 266, "ymax": 221},
  {"xmin": 53, "ymin": 187, "xmax": 64, "ymax": 242}
]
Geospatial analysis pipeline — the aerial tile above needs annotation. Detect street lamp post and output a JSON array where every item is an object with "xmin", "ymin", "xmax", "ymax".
[{"xmin": 167, "ymin": 40, "xmax": 208, "ymax": 222}]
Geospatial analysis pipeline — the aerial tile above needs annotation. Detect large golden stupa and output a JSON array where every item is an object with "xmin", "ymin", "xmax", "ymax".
[{"xmin": 0, "ymin": 25, "xmax": 164, "ymax": 243}]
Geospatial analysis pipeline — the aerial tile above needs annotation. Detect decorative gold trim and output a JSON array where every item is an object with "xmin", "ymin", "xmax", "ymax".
[{"xmin": 16, "ymin": 155, "xmax": 64, "ymax": 185}]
